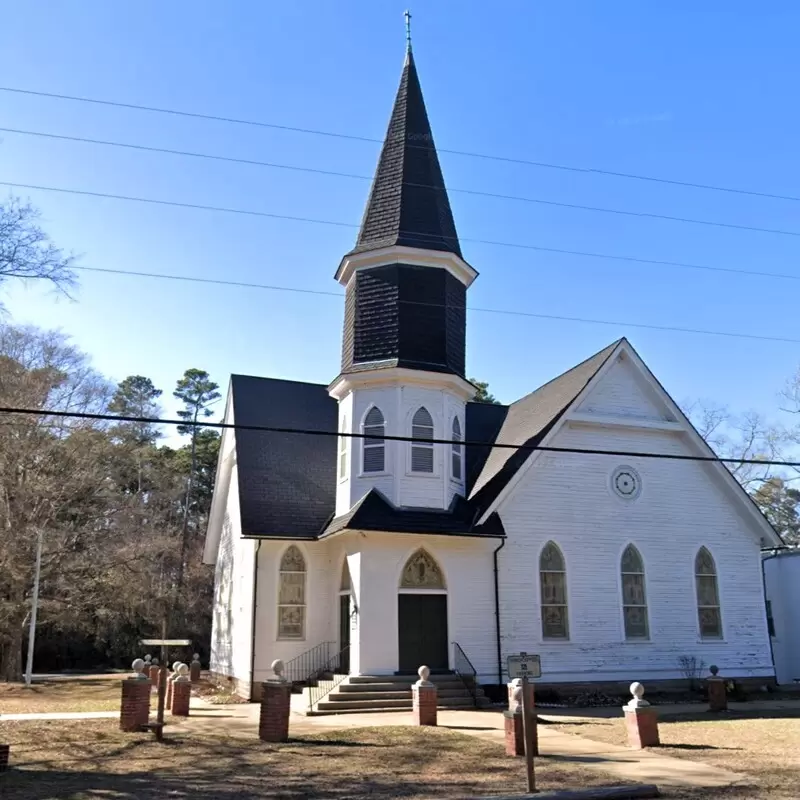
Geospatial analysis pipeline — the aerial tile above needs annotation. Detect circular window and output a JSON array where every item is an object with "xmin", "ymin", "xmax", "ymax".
[{"xmin": 611, "ymin": 466, "xmax": 641, "ymax": 500}]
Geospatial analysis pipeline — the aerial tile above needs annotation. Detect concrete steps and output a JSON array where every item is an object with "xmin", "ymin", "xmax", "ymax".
[{"xmin": 309, "ymin": 673, "xmax": 491, "ymax": 716}]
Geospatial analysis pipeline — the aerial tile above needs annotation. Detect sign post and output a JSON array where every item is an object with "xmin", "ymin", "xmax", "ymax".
[
  {"xmin": 521, "ymin": 674, "xmax": 536, "ymax": 793},
  {"xmin": 507, "ymin": 652, "xmax": 540, "ymax": 794}
]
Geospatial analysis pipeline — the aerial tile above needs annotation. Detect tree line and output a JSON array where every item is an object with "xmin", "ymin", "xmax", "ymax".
[{"xmin": 0, "ymin": 322, "xmax": 221, "ymax": 681}]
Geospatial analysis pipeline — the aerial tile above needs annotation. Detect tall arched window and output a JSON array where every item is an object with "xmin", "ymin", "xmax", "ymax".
[
  {"xmin": 540, "ymin": 542, "xmax": 568, "ymax": 639},
  {"xmin": 411, "ymin": 407, "xmax": 434, "ymax": 473},
  {"xmin": 338, "ymin": 416, "xmax": 348, "ymax": 479},
  {"xmin": 278, "ymin": 546, "xmax": 306, "ymax": 640},
  {"xmin": 451, "ymin": 417, "xmax": 463, "ymax": 481},
  {"xmin": 695, "ymin": 547, "xmax": 722, "ymax": 639},
  {"xmin": 621, "ymin": 545, "xmax": 649, "ymax": 640},
  {"xmin": 362, "ymin": 407, "xmax": 385, "ymax": 473}
]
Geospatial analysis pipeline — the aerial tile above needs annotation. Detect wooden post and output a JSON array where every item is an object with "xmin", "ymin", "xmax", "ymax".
[
  {"xmin": 521, "ymin": 675, "xmax": 536, "ymax": 794},
  {"xmin": 155, "ymin": 665, "xmax": 168, "ymax": 742}
]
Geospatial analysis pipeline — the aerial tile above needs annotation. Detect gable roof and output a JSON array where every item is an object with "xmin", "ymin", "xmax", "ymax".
[
  {"xmin": 350, "ymin": 50, "xmax": 462, "ymax": 258},
  {"xmin": 468, "ymin": 340, "xmax": 620, "ymax": 515},
  {"xmin": 230, "ymin": 374, "xmax": 337, "ymax": 539}
]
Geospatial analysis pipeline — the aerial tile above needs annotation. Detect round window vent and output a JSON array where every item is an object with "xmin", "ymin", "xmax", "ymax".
[{"xmin": 611, "ymin": 465, "xmax": 641, "ymax": 500}]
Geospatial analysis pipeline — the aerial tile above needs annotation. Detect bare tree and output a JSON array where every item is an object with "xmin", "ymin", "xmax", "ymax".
[
  {"xmin": 683, "ymin": 399, "xmax": 782, "ymax": 488},
  {"xmin": 0, "ymin": 324, "xmax": 112, "ymax": 680},
  {"xmin": 0, "ymin": 197, "xmax": 77, "ymax": 298}
]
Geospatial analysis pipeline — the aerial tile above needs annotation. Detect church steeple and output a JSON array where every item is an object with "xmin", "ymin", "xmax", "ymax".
[
  {"xmin": 333, "ymin": 44, "xmax": 477, "ymax": 383},
  {"xmin": 351, "ymin": 49, "xmax": 462, "ymax": 258}
]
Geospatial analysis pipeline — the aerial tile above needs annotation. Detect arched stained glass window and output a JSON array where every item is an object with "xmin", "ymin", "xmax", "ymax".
[
  {"xmin": 400, "ymin": 549, "xmax": 445, "ymax": 589},
  {"xmin": 540, "ymin": 542, "xmax": 568, "ymax": 639},
  {"xmin": 695, "ymin": 547, "xmax": 722, "ymax": 639},
  {"xmin": 621, "ymin": 545, "xmax": 649, "ymax": 640},
  {"xmin": 278, "ymin": 546, "xmax": 306, "ymax": 639}
]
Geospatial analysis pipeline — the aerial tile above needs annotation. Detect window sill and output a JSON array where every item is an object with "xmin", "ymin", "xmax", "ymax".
[
  {"xmin": 405, "ymin": 471, "xmax": 441, "ymax": 479},
  {"xmin": 358, "ymin": 470, "xmax": 392, "ymax": 479},
  {"xmin": 276, "ymin": 637, "xmax": 306, "ymax": 642}
]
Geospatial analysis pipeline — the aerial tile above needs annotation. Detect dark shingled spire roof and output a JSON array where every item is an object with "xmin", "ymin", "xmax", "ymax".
[{"xmin": 351, "ymin": 51, "xmax": 462, "ymax": 258}]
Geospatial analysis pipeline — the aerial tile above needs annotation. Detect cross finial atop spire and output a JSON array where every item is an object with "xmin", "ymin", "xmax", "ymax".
[{"xmin": 404, "ymin": 9, "xmax": 412, "ymax": 53}]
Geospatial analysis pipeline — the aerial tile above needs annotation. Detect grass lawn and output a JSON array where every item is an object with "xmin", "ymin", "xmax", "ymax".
[
  {"xmin": 0, "ymin": 676, "xmax": 123, "ymax": 714},
  {"xmin": 0, "ymin": 719, "xmax": 628, "ymax": 799},
  {"xmin": 549, "ymin": 711, "xmax": 800, "ymax": 799}
]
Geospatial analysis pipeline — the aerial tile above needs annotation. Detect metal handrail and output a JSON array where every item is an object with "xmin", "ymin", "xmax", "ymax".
[
  {"xmin": 452, "ymin": 642, "xmax": 479, "ymax": 706},
  {"xmin": 284, "ymin": 641, "xmax": 332, "ymax": 686},
  {"xmin": 307, "ymin": 645, "xmax": 350, "ymax": 711}
]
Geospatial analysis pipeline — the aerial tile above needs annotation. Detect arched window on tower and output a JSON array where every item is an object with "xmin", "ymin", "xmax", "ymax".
[
  {"xmin": 621, "ymin": 545, "xmax": 649, "ymax": 640},
  {"xmin": 451, "ymin": 417, "xmax": 463, "ymax": 481},
  {"xmin": 540, "ymin": 542, "xmax": 568, "ymax": 639},
  {"xmin": 278, "ymin": 546, "xmax": 306, "ymax": 640},
  {"xmin": 411, "ymin": 407, "xmax": 434, "ymax": 473},
  {"xmin": 362, "ymin": 407, "xmax": 385, "ymax": 473},
  {"xmin": 338, "ymin": 416, "xmax": 348, "ymax": 479}
]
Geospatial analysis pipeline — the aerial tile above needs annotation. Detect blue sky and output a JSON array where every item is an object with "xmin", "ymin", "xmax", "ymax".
[{"xmin": 2, "ymin": 2, "xmax": 800, "ymax": 439}]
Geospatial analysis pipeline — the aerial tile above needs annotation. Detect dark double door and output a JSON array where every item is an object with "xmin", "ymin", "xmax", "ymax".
[{"xmin": 398, "ymin": 593, "xmax": 448, "ymax": 673}]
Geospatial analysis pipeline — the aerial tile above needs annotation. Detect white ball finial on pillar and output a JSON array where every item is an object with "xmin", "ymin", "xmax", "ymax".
[
  {"xmin": 131, "ymin": 658, "xmax": 147, "ymax": 679},
  {"xmin": 626, "ymin": 681, "xmax": 650, "ymax": 709},
  {"xmin": 176, "ymin": 663, "xmax": 190, "ymax": 682},
  {"xmin": 416, "ymin": 665, "xmax": 432, "ymax": 687},
  {"xmin": 271, "ymin": 658, "xmax": 288, "ymax": 683}
]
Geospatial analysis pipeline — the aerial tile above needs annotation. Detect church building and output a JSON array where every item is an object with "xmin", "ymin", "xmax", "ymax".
[{"xmin": 203, "ymin": 44, "xmax": 781, "ymax": 709}]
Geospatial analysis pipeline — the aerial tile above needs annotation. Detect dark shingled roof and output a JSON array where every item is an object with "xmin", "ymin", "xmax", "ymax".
[
  {"xmin": 468, "ymin": 340, "xmax": 621, "ymax": 515},
  {"xmin": 230, "ymin": 375, "xmax": 337, "ymax": 539},
  {"xmin": 350, "ymin": 51, "xmax": 462, "ymax": 258},
  {"xmin": 321, "ymin": 489, "xmax": 504, "ymax": 539},
  {"xmin": 223, "ymin": 340, "xmax": 622, "ymax": 540}
]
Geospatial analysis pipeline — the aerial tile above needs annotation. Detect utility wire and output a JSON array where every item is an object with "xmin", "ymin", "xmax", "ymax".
[
  {"xmin": 1, "ymin": 405, "xmax": 797, "ymax": 468},
  {"xmin": 2, "ymin": 85, "xmax": 798, "ymax": 204},
  {"xmin": 8, "ymin": 178, "xmax": 800, "ymax": 342},
  {"xmin": 70, "ymin": 264, "xmax": 800, "ymax": 345},
  {"xmin": 4, "ymin": 127, "xmax": 800, "ymax": 238}
]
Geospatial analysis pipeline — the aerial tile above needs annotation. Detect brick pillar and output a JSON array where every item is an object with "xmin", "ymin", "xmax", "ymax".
[
  {"xmin": 166, "ymin": 676, "xmax": 175, "ymax": 710},
  {"xmin": 150, "ymin": 662, "xmax": 160, "ymax": 689},
  {"xmin": 0, "ymin": 743, "xmax": 10, "ymax": 773},
  {"xmin": 120, "ymin": 679, "xmax": 151, "ymax": 732},
  {"xmin": 707, "ymin": 676, "xmax": 727, "ymax": 712},
  {"xmin": 412, "ymin": 667, "xmax": 437, "ymax": 727},
  {"xmin": 624, "ymin": 707, "xmax": 660, "ymax": 748},
  {"xmin": 259, "ymin": 681, "xmax": 291, "ymax": 742},
  {"xmin": 171, "ymin": 679, "xmax": 191, "ymax": 716},
  {"xmin": 503, "ymin": 710, "xmax": 524, "ymax": 756},
  {"xmin": 190, "ymin": 655, "xmax": 202, "ymax": 683}
]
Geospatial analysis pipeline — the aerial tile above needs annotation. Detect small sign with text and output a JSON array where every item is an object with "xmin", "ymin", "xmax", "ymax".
[{"xmin": 507, "ymin": 652, "xmax": 541, "ymax": 679}]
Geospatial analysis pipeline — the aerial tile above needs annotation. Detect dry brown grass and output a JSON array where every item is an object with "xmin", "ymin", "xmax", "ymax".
[
  {"xmin": 0, "ymin": 676, "xmax": 123, "ymax": 714},
  {"xmin": 0, "ymin": 719, "xmax": 627, "ymax": 799},
  {"xmin": 550, "ymin": 711, "xmax": 800, "ymax": 799}
]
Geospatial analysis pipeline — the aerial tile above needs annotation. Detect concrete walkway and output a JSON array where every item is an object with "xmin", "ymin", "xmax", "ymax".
[
  {"xmin": 169, "ymin": 699, "xmax": 744, "ymax": 790},
  {"xmin": 0, "ymin": 710, "xmax": 119, "ymax": 721}
]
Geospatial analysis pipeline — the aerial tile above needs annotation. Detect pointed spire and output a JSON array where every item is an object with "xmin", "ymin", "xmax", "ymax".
[{"xmin": 350, "ymin": 45, "xmax": 462, "ymax": 258}]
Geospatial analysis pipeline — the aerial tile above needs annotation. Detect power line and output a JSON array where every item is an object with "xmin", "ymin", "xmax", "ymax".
[
  {"xmin": 5, "ymin": 127, "xmax": 800, "ymax": 238},
  {"xmin": 1, "ymin": 404, "xmax": 798, "ymax": 469},
  {"xmin": 7, "ymin": 177, "xmax": 800, "ymax": 279},
  {"xmin": 2, "ymin": 85, "xmax": 798, "ymax": 204},
  {"xmin": 71, "ymin": 264, "xmax": 800, "ymax": 345}
]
